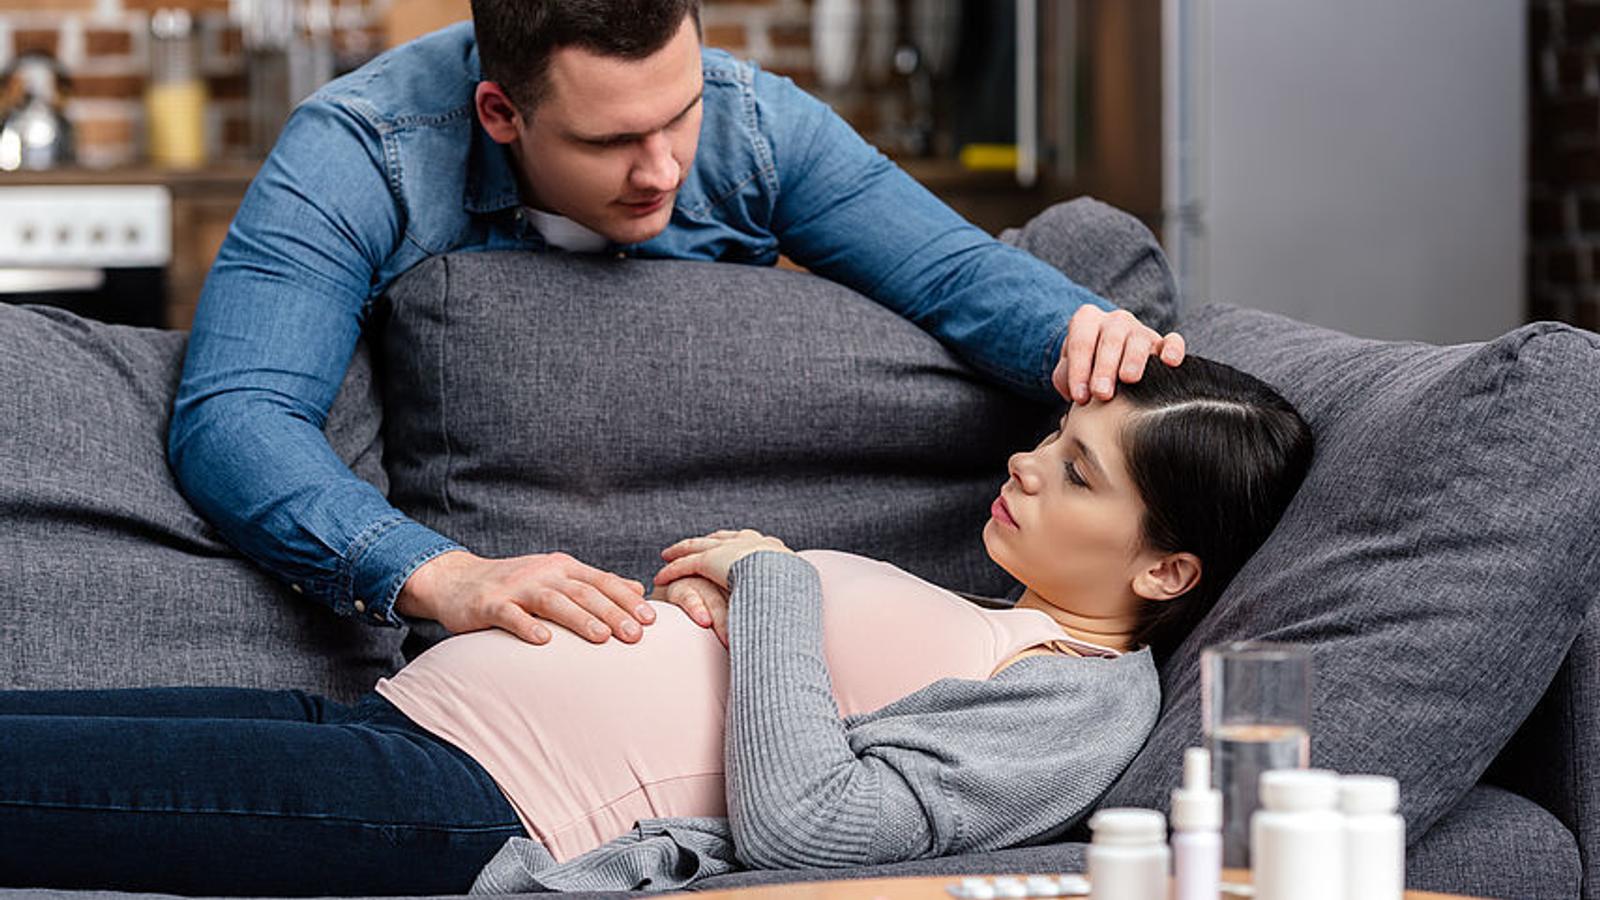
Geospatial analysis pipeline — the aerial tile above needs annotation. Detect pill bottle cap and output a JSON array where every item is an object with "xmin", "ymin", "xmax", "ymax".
[
  {"xmin": 1339, "ymin": 774, "xmax": 1399, "ymax": 815},
  {"xmin": 1088, "ymin": 808, "xmax": 1166, "ymax": 846},
  {"xmin": 1259, "ymin": 768, "xmax": 1339, "ymax": 812},
  {"xmin": 1170, "ymin": 747, "xmax": 1222, "ymax": 831}
]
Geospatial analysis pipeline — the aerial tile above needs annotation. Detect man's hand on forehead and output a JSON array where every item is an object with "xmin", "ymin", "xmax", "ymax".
[{"xmin": 1054, "ymin": 306, "xmax": 1185, "ymax": 404}]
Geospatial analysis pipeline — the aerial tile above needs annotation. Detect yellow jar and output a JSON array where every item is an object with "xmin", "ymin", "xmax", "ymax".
[{"xmin": 146, "ymin": 9, "xmax": 208, "ymax": 169}]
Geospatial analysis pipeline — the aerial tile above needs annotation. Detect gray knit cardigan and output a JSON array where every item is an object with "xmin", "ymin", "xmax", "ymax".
[{"xmin": 472, "ymin": 551, "xmax": 1161, "ymax": 893}]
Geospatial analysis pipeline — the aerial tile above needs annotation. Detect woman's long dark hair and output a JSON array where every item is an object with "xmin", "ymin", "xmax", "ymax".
[{"xmin": 1116, "ymin": 356, "xmax": 1313, "ymax": 661}]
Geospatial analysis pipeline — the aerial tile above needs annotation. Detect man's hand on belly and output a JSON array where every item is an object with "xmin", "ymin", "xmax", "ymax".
[{"xmin": 396, "ymin": 549, "xmax": 654, "ymax": 645}]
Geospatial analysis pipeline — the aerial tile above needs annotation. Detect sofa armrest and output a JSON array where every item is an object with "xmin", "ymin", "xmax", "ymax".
[{"xmin": 1487, "ymin": 599, "xmax": 1600, "ymax": 899}]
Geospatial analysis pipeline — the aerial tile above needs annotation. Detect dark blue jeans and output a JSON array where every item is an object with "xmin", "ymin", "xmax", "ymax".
[{"xmin": 0, "ymin": 687, "xmax": 527, "ymax": 896}]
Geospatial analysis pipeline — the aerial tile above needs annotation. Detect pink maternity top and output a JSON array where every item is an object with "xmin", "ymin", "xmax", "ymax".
[{"xmin": 374, "ymin": 549, "xmax": 1119, "ymax": 862}]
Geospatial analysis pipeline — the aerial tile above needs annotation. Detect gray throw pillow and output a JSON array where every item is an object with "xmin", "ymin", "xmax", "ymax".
[
  {"xmin": 998, "ymin": 197, "xmax": 1178, "ymax": 335},
  {"xmin": 377, "ymin": 253, "xmax": 1053, "ymax": 598},
  {"xmin": 1096, "ymin": 303, "xmax": 1600, "ymax": 846},
  {"xmin": 0, "ymin": 304, "xmax": 404, "ymax": 701}
]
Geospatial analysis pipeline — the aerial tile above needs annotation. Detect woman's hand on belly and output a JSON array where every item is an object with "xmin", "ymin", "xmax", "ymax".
[
  {"xmin": 654, "ymin": 529, "xmax": 794, "ymax": 591},
  {"xmin": 653, "ymin": 575, "xmax": 731, "ymax": 647}
]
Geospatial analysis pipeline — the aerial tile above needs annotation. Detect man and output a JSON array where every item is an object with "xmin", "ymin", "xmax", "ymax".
[{"xmin": 169, "ymin": 0, "xmax": 1184, "ymax": 650}]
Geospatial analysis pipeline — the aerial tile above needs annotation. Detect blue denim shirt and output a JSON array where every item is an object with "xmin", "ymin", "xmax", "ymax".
[{"xmin": 168, "ymin": 23, "xmax": 1113, "ymax": 627}]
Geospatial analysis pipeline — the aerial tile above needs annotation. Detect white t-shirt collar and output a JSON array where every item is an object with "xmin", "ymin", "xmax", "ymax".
[{"xmin": 523, "ymin": 207, "xmax": 609, "ymax": 254}]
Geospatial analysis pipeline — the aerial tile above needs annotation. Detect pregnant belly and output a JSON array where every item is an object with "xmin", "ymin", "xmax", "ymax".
[{"xmin": 376, "ymin": 602, "xmax": 730, "ymax": 860}]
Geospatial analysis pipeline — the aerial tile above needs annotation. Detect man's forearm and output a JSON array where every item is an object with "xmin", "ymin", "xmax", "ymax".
[{"xmin": 169, "ymin": 386, "xmax": 461, "ymax": 624}]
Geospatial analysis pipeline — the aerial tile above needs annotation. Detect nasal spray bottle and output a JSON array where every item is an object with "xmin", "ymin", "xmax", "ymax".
[{"xmin": 1169, "ymin": 747, "xmax": 1222, "ymax": 900}]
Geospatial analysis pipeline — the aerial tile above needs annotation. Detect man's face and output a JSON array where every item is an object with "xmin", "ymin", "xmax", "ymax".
[{"xmin": 511, "ymin": 14, "xmax": 704, "ymax": 245}]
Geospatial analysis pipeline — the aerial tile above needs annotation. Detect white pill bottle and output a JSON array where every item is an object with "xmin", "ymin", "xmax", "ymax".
[
  {"xmin": 1251, "ymin": 768, "xmax": 1345, "ymax": 900},
  {"xmin": 1340, "ymin": 774, "xmax": 1405, "ymax": 900},
  {"xmin": 1086, "ymin": 808, "xmax": 1169, "ymax": 900}
]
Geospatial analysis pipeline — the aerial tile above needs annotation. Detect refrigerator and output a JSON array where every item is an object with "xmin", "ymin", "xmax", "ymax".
[{"xmin": 1162, "ymin": 0, "xmax": 1525, "ymax": 343}]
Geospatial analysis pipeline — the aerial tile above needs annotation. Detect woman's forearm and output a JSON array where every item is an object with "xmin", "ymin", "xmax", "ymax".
[{"xmin": 723, "ymin": 552, "xmax": 933, "ymax": 869}]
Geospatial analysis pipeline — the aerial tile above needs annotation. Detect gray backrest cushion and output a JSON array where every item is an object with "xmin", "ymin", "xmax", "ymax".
[
  {"xmin": 0, "ymin": 304, "xmax": 404, "ymax": 701},
  {"xmin": 997, "ymin": 198, "xmax": 1177, "ymax": 335},
  {"xmin": 377, "ymin": 253, "xmax": 1055, "ymax": 597},
  {"xmin": 1096, "ymin": 303, "xmax": 1600, "ymax": 845}
]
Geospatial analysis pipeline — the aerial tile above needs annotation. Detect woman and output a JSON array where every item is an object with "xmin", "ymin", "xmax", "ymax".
[{"xmin": 0, "ymin": 357, "xmax": 1312, "ymax": 896}]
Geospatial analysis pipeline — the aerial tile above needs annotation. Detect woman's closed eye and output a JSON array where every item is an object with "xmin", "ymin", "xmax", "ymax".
[{"xmin": 1064, "ymin": 460, "xmax": 1088, "ymax": 488}]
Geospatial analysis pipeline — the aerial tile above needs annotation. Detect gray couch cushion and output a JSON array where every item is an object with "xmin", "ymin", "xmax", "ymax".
[
  {"xmin": 1407, "ymin": 784, "xmax": 1581, "ymax": 900},
  {"xmin": 691, "ymin": 844, "xmax": 1088, "ymax": 892},
  {"xmin": 1096, "ymin": 303, "xmax": 1600, "ymax": 859},
  {"xmin": 998, "ymin": 197, "xmax": 1177, "ymax": 335},
  {"xmin": 0, "ymin": 304, "xmax": 404, "ymax": 701},
  {"xmin": 377, "ymin": 251, "xmax": 1052, "ymax": 598}
]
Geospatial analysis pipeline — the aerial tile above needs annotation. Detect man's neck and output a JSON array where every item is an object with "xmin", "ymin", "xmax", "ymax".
[{"xmin": 506, "ymin": 140, "xmax": 547, "ymax": 212}]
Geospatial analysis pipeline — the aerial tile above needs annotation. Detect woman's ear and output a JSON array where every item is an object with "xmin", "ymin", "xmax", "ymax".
[
  {"xmin": 1131, "ymin": 552, "xmax": 1202, "ymax": 602},
  {"xmin": 475, "ymin": 81, "xmax": 525, "ymax": 144}
]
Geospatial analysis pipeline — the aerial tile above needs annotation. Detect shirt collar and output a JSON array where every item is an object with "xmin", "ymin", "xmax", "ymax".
[
  {"xmin": 465, "ymin": 119, "xmax": 524, "ymax": 216},
  {"xmin": 463, "ymin": 39, "xmax": 524, "ymax": 216}
]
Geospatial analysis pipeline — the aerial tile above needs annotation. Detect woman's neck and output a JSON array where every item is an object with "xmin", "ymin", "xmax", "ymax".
[{"xmin": 1013, "ymin": 588, "xmax": 1139, "ymax": 652}]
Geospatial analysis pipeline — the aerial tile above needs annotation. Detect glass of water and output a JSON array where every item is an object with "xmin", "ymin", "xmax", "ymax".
[{"xmin": 1201, "ymin": 641, "xmax": 1311, "ymax": 869}]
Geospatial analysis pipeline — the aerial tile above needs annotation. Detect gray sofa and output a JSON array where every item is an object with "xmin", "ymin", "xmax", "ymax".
[{"xmin": 1, "ymin": 199, "xmax": 1595, "ymax": 900}]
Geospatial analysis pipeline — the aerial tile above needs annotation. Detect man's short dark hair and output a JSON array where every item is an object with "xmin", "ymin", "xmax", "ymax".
[{"xmin": 470, "ymin": 0, "xmax": 703, "ymax": 112}]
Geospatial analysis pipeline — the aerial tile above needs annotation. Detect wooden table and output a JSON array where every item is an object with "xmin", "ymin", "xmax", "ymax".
[{"xmin": 691, "ymin": 873, "xmax": 1488, "ymax": 900}]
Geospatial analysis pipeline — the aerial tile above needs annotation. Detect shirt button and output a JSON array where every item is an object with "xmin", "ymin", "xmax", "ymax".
[
  {"xmin": 354, "ymin": 600, "xmax": 367, "ymax": 614},
  {"xmin": 614, "ymin": 251, "xmax": 626, "ymax": 260},
  {"xmin": 290, "ymin": 584, "xmax": 303, "ymax": 595}
]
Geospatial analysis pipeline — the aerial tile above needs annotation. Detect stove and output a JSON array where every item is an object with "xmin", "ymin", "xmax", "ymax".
[{"xmin": 0, "ymin": 184, "xmax": 172, "ymax": 327}]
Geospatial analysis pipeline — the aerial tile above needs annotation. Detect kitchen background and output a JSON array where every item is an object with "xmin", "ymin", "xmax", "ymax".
[{"xmin": 0, "ymin": 0, "xmax": 1558, "ymax": 344}]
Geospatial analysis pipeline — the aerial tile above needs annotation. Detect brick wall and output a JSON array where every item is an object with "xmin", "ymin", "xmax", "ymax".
[
  {"xmin": 0, "ymin": 0, "xmax": 886, "ymax": 170},
  {"xmin": 699, "ymin": 0, "xmax": 897, "ymax": 142},
  {"xmin": 0, "ymin": 0, "xmax": 385, "ymax": 168},
  {"xmin": 1530, "ymin": 0, "xmax": 1599, "ymax": 329}
]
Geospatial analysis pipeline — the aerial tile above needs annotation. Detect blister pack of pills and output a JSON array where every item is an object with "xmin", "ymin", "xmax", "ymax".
[{"xmin": 945, "ymin": 875, "xmax": 1091, "ymax": 898}]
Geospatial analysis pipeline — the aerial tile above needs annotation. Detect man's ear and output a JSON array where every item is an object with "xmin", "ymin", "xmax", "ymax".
[
  {"xmin": 475, "ymin": 81, "xmax": 524, "ymax": 144},
  {"xmin": 1131, "ymin": 552, "xmax": 1202, "ymax": 602}
]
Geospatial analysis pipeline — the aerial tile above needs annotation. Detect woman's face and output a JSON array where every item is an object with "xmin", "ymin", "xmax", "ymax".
[{"xmin": 982, "ymin": 398, "xmax": 1168, "ymax": 621}]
